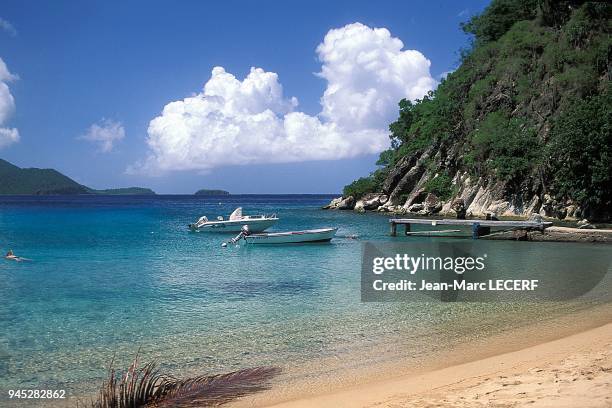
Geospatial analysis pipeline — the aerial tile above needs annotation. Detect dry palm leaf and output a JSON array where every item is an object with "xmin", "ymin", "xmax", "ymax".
[
  {"xmin": 86, "ymin": 353, "xmax": 280, "ymax": 408},
  {"xmin": 148, "ymin": 366, "xmax": 281, "ymax": 407}
]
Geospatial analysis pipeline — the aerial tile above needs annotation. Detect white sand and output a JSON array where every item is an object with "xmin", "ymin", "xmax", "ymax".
[{"xmin": 262, "ymin": 323, "xmax": 612, "ymax": 408}]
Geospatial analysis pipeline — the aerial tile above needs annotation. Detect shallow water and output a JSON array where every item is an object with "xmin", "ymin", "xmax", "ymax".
[{"xmin": 0, "ymin": 195, "xmax": 610, "ymax": 406}]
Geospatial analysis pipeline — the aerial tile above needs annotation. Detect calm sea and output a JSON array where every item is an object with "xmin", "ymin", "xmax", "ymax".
[{"xmin": 0, "ymin": 195, "xmax": 610, "ymax": 405}]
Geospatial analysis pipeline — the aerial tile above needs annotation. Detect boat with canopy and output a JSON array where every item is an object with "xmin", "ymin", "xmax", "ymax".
[{"xmin": 189, "ymin": 207, "xmax": 278, "ymax": 232}]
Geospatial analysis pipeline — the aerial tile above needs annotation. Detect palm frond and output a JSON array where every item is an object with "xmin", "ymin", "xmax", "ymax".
[
  {"xmin": 86, "ymin": 354, "xmax": 280, "ymax": 408},
  {"xmin": 148, "ymin": 366, "xmax": 281, "ymax": 407}
]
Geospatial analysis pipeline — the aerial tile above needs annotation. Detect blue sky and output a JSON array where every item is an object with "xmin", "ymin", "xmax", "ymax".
[{"xmin": 0, "ymin": 0, "xmax": 489, "ymax": 194}]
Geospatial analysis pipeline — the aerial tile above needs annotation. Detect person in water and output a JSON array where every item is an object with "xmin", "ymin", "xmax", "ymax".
[{"xmin": 5, "ymin": 249, "xmax": 23, "ymax": 261}]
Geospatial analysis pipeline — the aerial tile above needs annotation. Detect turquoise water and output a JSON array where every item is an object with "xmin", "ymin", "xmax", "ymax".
[{"xmin": 0, "ymin": 195, "xmax": 610, "ymax": 406}]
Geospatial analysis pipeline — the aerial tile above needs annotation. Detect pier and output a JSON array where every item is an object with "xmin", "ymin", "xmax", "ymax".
[{"xmin": 389, "ymin": 218, "xmax": 552, "ymax": 239}]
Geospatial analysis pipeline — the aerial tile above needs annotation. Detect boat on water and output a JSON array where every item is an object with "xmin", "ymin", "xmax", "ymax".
[
  {"xmin": 189, "ymin": 207, "xmax": 278, "ymax": 232},
  {"xmin": 245, "ymin": 228, "xmax": 338, "ymax": 244},
  {"xmin": 225, "ymin": 227, "xmax": 338, "ymax": 245}
]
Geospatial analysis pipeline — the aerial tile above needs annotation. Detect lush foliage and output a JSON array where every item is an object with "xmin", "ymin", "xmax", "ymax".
[
  {"xmin": 465, "ymin": 111, "xmax": 541, "ymax": 183},
  {"xmin": 423, "ymin": 173, "xmax": 455, "ymax": 200},
  {"xmin": 348, "ymin": 0, "xmax": 611, "ymax": 217},
  {"xmin": 343, "ymin": 167, "xmax": 388, "ymax": 199},
  {"xmin": 388, "ymin": 90, "xmax": 458, "ymax": 161},
  {"xmin": 547, "ymin": 91, "xmax": 611, "ymax": 213},
  {"xmin": 461, "ymin": 0, "xmax": 538, "ymax": 44}
]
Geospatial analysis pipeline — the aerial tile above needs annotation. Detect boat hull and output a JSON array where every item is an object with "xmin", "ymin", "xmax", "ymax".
[
  {"xmin": 244, "ymin": 228, "xmax": 337, "ymax": 244},
  {"xmin": 191, "ymin": 219, "xmax": 278, "ymax": 233}
]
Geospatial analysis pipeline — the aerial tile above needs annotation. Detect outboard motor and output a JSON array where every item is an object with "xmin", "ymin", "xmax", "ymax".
[{"xmin": 226, "ymin": 225, "xmax": 250, "ymax": 246}]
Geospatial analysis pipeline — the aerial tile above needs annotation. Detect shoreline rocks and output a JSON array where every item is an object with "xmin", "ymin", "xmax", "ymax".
[
  {"xmin": 354, "ymin": 193, "xmax": 388, "ymax": 213},
  {"xmin": 322, "ymin": 196, "xmax": 354, "ymax": 210},
  {"xmin": 322, "ymin": 193, "xmax": 609, "ymax": 233},
  {"xmin": 323, "ymin": 188, "xmax": 605, "ymax": 223},
  {"xmin": 483, "ymin": 226, "xmax": 612, "ymax": 243},
  {"xmin": 322, "ymin": 194, "xmax": 611, "ymax": 241}
]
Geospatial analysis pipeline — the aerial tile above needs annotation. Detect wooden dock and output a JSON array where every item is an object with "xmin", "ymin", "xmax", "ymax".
[{"xmin": 389, "ymin": 218, "xmax": 552, "ymax": 239}]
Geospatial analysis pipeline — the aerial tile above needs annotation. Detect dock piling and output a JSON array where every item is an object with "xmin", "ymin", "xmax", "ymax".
[{"xmin": 472, "ymin": 222, "xmax": 480, "ymax": 239}]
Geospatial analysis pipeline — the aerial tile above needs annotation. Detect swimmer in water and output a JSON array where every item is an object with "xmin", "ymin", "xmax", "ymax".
[{"xmin": 5, "ymin": 249, "xmax": 26, "ymax": 262}]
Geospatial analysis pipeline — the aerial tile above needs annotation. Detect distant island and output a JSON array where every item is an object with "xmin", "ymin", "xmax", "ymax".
[
  {"xmin": 194, "ymin": 189, "xmax": 230, "ymax": 196},
  {"xmin": 88, "ymin": 187, "xmax": 156, "ymax": 195},
  {"xmin": 0, "ymin": 158, "xmax": 156, "ymax": 195}
]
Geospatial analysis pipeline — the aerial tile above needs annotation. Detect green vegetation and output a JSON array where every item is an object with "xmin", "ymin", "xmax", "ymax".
[
  {"xmin": 465, "ymin": 111, "xmax": 541, "ymax": 183},
  {"xmin": 343, "ymin": 177, "xmax": 377, "ymax": 200},
  {"xmin": 460, "ymin": 0, "xmax": 538, "ymax": 44},
  {"xmin": 388, "ymin": 90, "xmax": 456, "ymax": 160},
  {"xmin": 343, "ymin": 154, "xmax": 390, "ymax": 200},
  {"xmin": 0, "ymin": 159, "xmax": 88, "ymax": 195},
  {"xmin": 342, "ymin": 167, "xmax": 388, "ymax": 200},
  {"xmin": 194, "ymin": 189, "xmax": 230, "ymax": 196},
  {"xmin": 0, "ymin": 158, "xmax": 156, "ymax": 196},
  {"xmin": 348, "ymin": 0, "xmax": 611, "ymax": 218},
  {"xmin": 423, "ymin": 173, "xmax": 455, "ymax": 200},
  {"xmin": 546, "ymin": 91, "xmax": 611, "ymax": 214}
]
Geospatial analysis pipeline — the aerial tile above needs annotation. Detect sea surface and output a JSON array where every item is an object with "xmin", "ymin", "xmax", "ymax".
[{"xmin": 0, "ymin": 195, "xmax": 610, "ymax": 406}]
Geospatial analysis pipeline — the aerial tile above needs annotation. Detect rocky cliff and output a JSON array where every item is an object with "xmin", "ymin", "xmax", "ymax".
[{"xmin": 326, "ymin": 0, "xmax": 611, "ymax": 222}]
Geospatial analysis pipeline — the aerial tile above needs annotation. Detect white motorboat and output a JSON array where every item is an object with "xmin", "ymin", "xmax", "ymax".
[
  {"xmin": 189, "ymin": 207, "xmax": 278, "ymax": 232},
  {"xmin": 242, "ymin": 227, "xmax": 338, "ymax": 245}
]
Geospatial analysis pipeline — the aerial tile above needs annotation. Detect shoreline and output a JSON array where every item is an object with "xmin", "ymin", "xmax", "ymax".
[
  {"xmin": 484, "ymin": 225, "xmax": 612, "ymax": 243},
  {"xmin": 324, "ymin": 197, "xmax": 612, "ymax": 243},
  {"xmin": 232, "ymin": 303, "xmax": 612, "ymax": 407}
]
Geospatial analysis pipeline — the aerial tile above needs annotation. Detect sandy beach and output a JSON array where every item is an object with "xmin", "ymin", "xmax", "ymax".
[
  {"xmin": 230, "ymin": 305, "xmax": 612, "ymax": 408},
  {"xmin": 266, "ymin": 323, "xmax": 612, "ymax": 408}
]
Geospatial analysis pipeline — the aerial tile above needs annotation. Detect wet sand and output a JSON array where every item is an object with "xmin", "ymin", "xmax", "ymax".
[{"xmin": 233, "ymin": 304, "xmax": 612, "ymax": 408}]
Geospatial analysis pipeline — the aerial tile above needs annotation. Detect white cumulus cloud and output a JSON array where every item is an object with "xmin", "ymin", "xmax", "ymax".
[
  {"xmin": 317, "ymin": 23, "xmax": 436, "ymax": 130},
  {"xmin": 0, "ymin": 57, "xmax": 19, "ymax": 149},
  {"xmin": 132, "ymin": 22, "xmax": 436, "ymax": 173},
  {"xmin": 80, "ymin": 119, "xmax": 125, "ymax": 152}
]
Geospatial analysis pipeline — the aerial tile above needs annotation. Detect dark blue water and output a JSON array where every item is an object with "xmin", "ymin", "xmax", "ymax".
[{"xmin": 0, "ymin": 195, "xmax": 610, "ymax": 405}]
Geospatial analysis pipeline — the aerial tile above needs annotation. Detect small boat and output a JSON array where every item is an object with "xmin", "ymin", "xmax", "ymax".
[
  {"xmin": 189, "ymin": 207, "xmax": 278, "ymax": 232},
  {"xmin": 243, "ymin": 228, "xmax": 338, "ymax": 245}
]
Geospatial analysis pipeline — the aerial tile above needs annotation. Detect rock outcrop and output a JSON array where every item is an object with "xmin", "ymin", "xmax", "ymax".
[
  {"xmin": 324, "ymin": 151, "xmax": 594, "ymax": 221},
  {"xmin": 323, "ymin": 196, "xmax": 355, "ymax": 210},
  {"xmin": 354, "ymin": 193, "xmax": 388, "ymax": 213}
]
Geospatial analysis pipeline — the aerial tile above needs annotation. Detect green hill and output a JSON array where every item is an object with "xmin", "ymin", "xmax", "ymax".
[
  {"xmin": 0, "ymin": 159, "xmax": 89, "ymax": 195},
  {"xmin": 0, "ymin": 158, "xmax": 156, "ymax": 195},
  {"xmin": 339, "ymin": 0, "xmax": 611, "ymax": 221}
]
